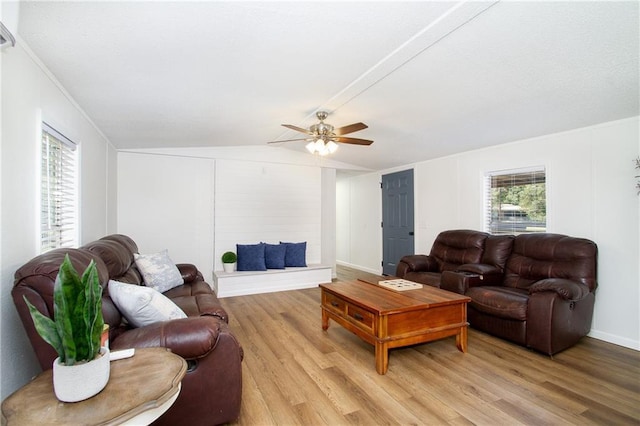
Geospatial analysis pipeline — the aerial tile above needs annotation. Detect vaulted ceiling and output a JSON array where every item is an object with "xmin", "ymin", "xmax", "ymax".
[{"xmin": 16, "ymin": 1, "xmax": 640, "ymax": 170}]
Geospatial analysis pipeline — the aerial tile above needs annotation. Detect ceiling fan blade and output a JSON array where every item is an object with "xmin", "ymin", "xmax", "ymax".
[
  {"xmin": 334, "ymin": 136, "xmax": 374, "ymax": 146},
  {"xmin": 267, "ymin": 138, "xmax": 311, "ymax": 144},
  {"xmin": 282, "ymin": 124, "xmax": 311, "ymax": 134},
  {"xmin": 334, "ymin": 122, "xmax": 368, "ymax": 135}
]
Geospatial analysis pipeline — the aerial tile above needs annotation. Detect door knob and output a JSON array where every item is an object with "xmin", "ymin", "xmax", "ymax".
[{"xmin": 409, "ymin": 232, "xmax": 414, "ymax": 236}]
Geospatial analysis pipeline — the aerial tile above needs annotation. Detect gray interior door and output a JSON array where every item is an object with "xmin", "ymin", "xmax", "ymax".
[{"xmin": 382, "ymin": 169, "xmax": 415, "ymax": 275}]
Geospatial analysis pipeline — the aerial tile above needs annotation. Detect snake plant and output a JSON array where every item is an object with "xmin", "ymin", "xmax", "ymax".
[{"xmin": 24, "ymin": 254, "xmax": 104, "ymax": 366}]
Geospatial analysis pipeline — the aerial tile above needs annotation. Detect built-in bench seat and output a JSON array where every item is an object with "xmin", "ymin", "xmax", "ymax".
[{"xmin": 213, "ymin": 264, "xmax": 332, "ymax": 297}]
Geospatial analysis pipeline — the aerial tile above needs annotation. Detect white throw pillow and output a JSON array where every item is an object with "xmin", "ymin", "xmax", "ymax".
[
  {"xmin": 134, "ymin": 249, "xmax": 184, "ymax": 292},
  {"xmin": 108, "ymin": 280, "xmax": 187, "ymax": 328}
]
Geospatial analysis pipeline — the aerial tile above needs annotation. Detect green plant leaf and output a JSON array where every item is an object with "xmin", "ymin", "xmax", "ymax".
[
  {"xmin": 23, "ymin": 296, "xmax": 64, "ymax": 359},
  {"xmin": 82, "ymin": 260, "xmax": 103, "ymax": 359},
  {"xmin": 55, "ymin": 254, "xmax": 81, "ymax": 364}
]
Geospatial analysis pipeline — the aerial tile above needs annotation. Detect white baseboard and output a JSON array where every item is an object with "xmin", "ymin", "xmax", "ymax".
[
  {"xmin": 335, "ymin": 260, "xmax": 381, "ymax": 275},
  {"xmin": 588, "ymin": 329, "xmax": 640, "ymax": 351}
]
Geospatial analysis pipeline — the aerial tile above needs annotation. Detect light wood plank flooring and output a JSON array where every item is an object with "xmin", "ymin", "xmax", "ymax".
[{"xmin": 220, "ymin": 266, "xmax": 640, "ymax": 425}]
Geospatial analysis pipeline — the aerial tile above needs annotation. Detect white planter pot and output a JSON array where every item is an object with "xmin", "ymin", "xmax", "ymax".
[
  {"xmin": 223, "ymin": 262, "xmax": 236, "ymax": 273},
  {"xmin": 53, "ymin": 347, "xmax": 110, "ymax": 402}
]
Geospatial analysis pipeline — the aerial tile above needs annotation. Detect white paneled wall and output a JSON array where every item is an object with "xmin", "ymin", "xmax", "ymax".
[
  {"xmin": 214, "ymin": 159, "xmax": 322, "ymax": 271},
  {"xmin": 336, "ymin": 117, "xmax": 640, "ymax": 350},
  {"xmin": 117, "ymin": 152, "xmax": 214, "ymax": 276}
]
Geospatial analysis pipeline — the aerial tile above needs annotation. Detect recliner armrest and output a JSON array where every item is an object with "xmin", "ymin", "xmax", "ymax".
[
  {"xmin": 110, "ymin": 316, "xmax": 224, "ymax": 359},
  {"xmin": 399, "ymin": 255, "xmax": 439, "ymax": 272},
  {"xmin": 441, "ymin": 270, "xmax": 482, "ymax": 294},
  {"xmin": 529, "ymin": 278, "xmax": 590, "ymax": 301},
  {"xmin": 457, "ymin": 263, "xmax": 503, "ymax": 285},
  {"xmin": 176, "ymin": 263, "xmax": 202, "ymax": 283}
]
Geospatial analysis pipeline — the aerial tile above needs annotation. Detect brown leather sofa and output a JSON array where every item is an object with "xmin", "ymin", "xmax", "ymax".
[
  {"xmin": 12, "ymin": 234, "xmax": 243, "ymax": 426},
  {"xmin": 395, "ymin": 229, "xmax": 490, "ymax": 287},
  {"xmin": 397, "ymin": 230, "xmax": 598, "ymax": 355},
  {"xmin": 444, "ymin": 233, "xmax": 597, "ymax": 355}
]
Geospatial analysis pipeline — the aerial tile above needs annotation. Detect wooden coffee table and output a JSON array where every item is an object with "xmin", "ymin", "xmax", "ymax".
[{"xmin": 320, "ymin": 278, "xmax": 470, "ymax": 374}]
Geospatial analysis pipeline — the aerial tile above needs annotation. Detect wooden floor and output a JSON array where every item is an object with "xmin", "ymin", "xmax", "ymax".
[{"xmin": 219, "ymin": 265, "xmax": 640, "ymax": 425}]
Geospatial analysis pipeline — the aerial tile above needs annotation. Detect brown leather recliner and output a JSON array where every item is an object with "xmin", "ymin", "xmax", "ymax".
[
  {"xmin": 12, "ymin": 234, "xmax": 243, "ymax": 426},
  {"xmin": 441, "ymin": 233, "xmax": 597, "ymax": 355},
  {"xmin": 395, "ymin": 229, "xmax": 489, "ymax": 287}
]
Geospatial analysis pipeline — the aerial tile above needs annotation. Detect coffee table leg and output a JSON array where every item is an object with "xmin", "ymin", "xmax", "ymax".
[
  {"xmin": 375, "ymin": 341, "xmax": 389, "ymax": 374},
  {"xmin": 456, "ymin": 326, "xmax": 468, "ymax": 353},
  {"xmin": 321, "ymin": 308, "xmax": 329, "ymax": 331}
]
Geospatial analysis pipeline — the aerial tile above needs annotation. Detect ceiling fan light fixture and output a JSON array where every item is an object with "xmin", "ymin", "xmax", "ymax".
[
  {"xmin": 305, "ymin": 141, "xmax": 316, "ymax": 153},
  {"xmin": 272, "ymin": 110, "xmax": 373, "ymax": 154}
]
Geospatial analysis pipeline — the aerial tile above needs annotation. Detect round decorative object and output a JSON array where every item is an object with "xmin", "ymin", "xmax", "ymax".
[
  {"xmin": 52, "ymin": 347, "xmax": 110, "ymax": 402},
  {"xmin": 223, "ymin": 262, "xmax": 236, "ymax": 273}
]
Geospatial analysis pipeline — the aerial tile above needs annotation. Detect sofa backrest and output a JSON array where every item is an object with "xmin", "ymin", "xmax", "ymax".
[
  {"xmin": 12, "ymin": 234, "xmax": 142, "ymax": 370},
  {"xmin": 12, "ymin": 247, "xmax": 122, "ymax": 369},
  {"xmin": 503, "ymin": 233, "xmax": 598, "ymax": 291},
  {"xmin": 480, "ymin": 234, "xmax": 515, "ymax": 272},
  {"xmin": 82, "ymin": 236, "xmax": 142, "ymax": 285},
  {"xmin": 429, "ymin": 230, "xmax": 489, "ymax": 272}
]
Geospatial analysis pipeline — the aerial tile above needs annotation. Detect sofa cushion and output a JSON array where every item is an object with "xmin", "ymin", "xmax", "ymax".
[
  {"xmin": 134, "ymin": 250, "xmax": 184, "ymax": 292},
  {"xmin": 100, "ymin": 234, "xmax": 138, "ymax": 255},
  {"xmin": 404, "ymin": 271, "xmax": 441, "ymax": 288},
  {"xmin": 467, "ymin": 286, "xmax": 529, "ymax": 321},
  {"xmin": 109, "ymin": 280, "xmax": 187, "ymax": 327},
  {"xmin": 280, "ymin": 241, "xmax": 307, "ymax": 267},
  {"xmin": 504, "ymin": 234, "xmax": 598, "ymax": 291},
  {"xmin": 264, "ymin": 243, "xmax": 286, "ymax": 269},
  {"xmin": 237, "ymin": 243, "xmax": 267, "ymax": 271},
  {"xmin": 480, "ymin": 235, "xmax": 515, "ymax": 271},
  {"xmin": 163, "ymin": 281, "xmax": 229, "ymax": 322},
  {"xmin": 170, "ymin": 294, "xmax": 229, "ymax": 322},
  {"xmin": 429, "ymin": 230, "xmax": 487, "ymax": 272},
  {"xmin": 82, "ymin": 239, "xmax": 134, "ymax": 279}
]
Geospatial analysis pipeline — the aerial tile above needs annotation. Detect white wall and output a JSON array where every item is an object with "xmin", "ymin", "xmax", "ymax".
[
  {"xmin": 321, "ymin": 168, "xmax": 337, "ymax": 278},
  {"xmin": 117, "ymin": 150, "xmax": 334, "ymax": 282},
  {"xmin": 1, "ymin": 40, "xmax": 116, "ymax": 399},
  {"xmin": 336, "ymin": 172, "xmax": 384, "ymax": 274},
  {"xmin": 117, "ymin": 152, "xmax": 215, "ymax": 276},
  {"xmin": 214, "ymin": 159, "xmax": 322, "ymax": 271},
  {"xmin": 337, "ymin": 117, "xmax": 640, "ymax": 350}
]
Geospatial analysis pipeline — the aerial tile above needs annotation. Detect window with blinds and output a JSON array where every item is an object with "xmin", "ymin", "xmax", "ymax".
[
  {"xmin": 41, "ymin": 123, "xmax": 78, "ymax": 252},
  {"xmin": 484, "ymin": 167, "xmax": 546, "ymax": 235}
]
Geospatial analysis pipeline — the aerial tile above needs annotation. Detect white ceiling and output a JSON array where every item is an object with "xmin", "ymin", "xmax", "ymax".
[{"xmin": 15, "ymin": 1, "xmax": 640, "ymax": 171}]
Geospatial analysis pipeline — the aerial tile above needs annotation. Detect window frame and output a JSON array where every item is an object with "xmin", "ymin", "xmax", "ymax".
[
  {"xmin": 483, "ymin": 166, "xmax": 547, "ymax": 235},
  {"xmin": 40, "ymin": 122, "xmax": 79, "ymax": 253}
]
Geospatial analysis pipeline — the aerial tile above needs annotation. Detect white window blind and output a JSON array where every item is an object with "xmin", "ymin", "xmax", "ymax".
[
  {"xmin": 484, "ymin": 167, "xmax": 546, "ymax": 235},
  {"xmin": 41, "ymin": 123, "xmax": 78, "ymax": 252}
]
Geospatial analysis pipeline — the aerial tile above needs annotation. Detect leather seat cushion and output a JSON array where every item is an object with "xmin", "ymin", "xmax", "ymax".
[
  {"xmin": 166, "ymin": 283, "xmax": 229, "ymax": 322},
  {"xmin": 405, "ymin": 271, "xmax": 441, "ymax": 287},
  {"xmin": 467, "ymin": 286, "xmax": 529, "ymax": 321}
]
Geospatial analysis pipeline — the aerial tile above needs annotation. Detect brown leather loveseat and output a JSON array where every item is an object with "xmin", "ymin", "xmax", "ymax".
[
  {"xmin": 397, "ymin": 230, "xmax": 598, "ymax": 355},
  {"xmin": 12, "ymin": 234, "xmax": 243, "ymax": 425}
]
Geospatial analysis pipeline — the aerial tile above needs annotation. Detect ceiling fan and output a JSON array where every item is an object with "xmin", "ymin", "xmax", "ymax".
[{"xmin": 268, "ymin": 111, "xmax": 373, "ymax": 155}]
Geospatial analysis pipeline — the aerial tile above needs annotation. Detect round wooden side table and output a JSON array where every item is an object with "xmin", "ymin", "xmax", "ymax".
[{"xmin": 1, "ymin": 347, "xmax": 186, "ymax": 426}]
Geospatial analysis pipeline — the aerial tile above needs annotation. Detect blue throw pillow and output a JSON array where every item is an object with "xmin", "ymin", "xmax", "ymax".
[
  {"xmin": 264, "ymin": 243, "xmax": 286, "ymax": 269},
  {"xmin": 236, "ymin": 243, "xmax": 267, "ymax": 271},
  {"xmin": 280, "ymin": 241, "xmax": 307, "ymax": 267}
]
